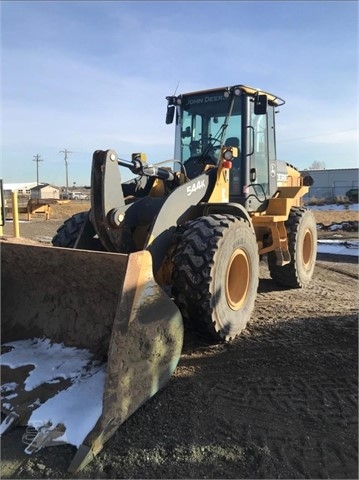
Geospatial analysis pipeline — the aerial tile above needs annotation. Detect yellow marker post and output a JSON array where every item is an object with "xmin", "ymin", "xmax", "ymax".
[
  {"xmin": 0, "ymin": 179, "xmax": 3, "ymax": 236},
  {"xmin": 12, "ymin": 191, "xmax": 20, "ymax": 238}
]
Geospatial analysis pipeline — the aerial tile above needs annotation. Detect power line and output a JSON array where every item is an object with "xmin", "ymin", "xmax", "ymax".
[
  {"xmin": 59, "ymin": 149, "xmax": 73, "ymax": 196},
  {"xmin": 32, "ymin": 154, "xmax": 44, "ymax": 185}
]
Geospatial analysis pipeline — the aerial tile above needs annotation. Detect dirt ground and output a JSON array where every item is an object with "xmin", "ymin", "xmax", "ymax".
[
  {"xmin": 1, "ymin": 203, "xmax": 358, "ymax": 479},
  {"xmin": 1, "ymin": 201, "xmax": 358, "ymax": 242}
]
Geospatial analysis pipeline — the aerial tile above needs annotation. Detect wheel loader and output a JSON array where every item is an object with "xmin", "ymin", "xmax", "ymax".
[{"xmin": 1, "ymin": 84, "xmax": 317, "ymax": 472}]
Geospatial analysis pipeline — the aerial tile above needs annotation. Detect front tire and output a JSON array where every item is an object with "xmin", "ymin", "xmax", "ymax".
[
  {"xmin": 268, "ymin": 207, "xmax": 317, "ymax": 288},
  {"xmin": 52, "ymin": 211, "xmax": 88, "ymax": 248},
  {"xmin": 172, "ymin": 214, "xmax": 259, "ymax": 342}
]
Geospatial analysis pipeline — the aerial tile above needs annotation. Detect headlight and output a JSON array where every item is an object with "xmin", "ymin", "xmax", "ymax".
[{"xmin": 223, "ymin": 149, "xmax": 233, "ymax": 161}]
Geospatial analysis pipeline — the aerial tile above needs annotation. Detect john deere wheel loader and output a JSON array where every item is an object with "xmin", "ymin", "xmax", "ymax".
[{"xmin": 1, "ymin": 84, "xmax": 317, "ymax": 472}]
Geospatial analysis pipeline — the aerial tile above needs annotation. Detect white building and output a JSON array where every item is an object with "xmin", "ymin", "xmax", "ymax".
[
  {"xmin": 30, "ymin": 184, "xmax": 60, "ymax": 199},
  {"xmin": 300, "ymin": 168, "xmax": 359, "ymax": 201},
  {"xmin": 3, "ymin": 182, "xmax": 38, "ymax": 195},
  {"xmin": 3, "ymin": 182, "xmax": 60, "ymax": 199}
]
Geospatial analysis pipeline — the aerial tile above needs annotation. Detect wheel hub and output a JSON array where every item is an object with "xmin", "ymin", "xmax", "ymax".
[
  {"xmin": 225, "ymin": 248, "xmax": 250, "ymax": 310},
  {"xmin": 302, "ymin": 228, "xmax": 313, "ymax": 266}
]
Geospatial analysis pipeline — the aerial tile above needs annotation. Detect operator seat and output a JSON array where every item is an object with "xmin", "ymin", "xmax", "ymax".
[{"xmin": 224, "ymin": 137, "xmax": 241, "ymax": 168}]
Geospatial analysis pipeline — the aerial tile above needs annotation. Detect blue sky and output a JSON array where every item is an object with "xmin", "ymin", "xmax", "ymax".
[{"xmin": 1, "ymin": 0, "xmax": 358, "ymax": 186}]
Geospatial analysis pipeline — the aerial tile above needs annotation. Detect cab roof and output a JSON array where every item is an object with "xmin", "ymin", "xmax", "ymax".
[{"xmin": 181, "ymin": 84, "xmax": 285, "ymax": 107}]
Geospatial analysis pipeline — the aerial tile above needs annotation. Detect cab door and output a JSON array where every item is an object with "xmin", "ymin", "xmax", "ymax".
[{"xmin": 244, "ymin": 100, "xmax": 277, "ymax": 212}]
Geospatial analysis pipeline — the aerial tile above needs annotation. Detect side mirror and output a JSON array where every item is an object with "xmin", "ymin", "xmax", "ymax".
[
  {"xmin": 166, "ymin": 105, "xmax": 175, "ymax": 125},
  {"xmin": 181, "ymin": 126, "xmax": 191, "ymax": 138},
  {"xmin": 254, "ymin": 94, "xmax": 267, "ymax": 115}
]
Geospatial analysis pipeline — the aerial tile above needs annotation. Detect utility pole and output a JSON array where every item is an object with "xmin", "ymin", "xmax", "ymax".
[
  {"xmin": 32, "ymin": 154, "xmax": 43, "ymax": 185},
  {"xmin": 59, "ymin": 149, "xmax": 73, "ymax": 197}
]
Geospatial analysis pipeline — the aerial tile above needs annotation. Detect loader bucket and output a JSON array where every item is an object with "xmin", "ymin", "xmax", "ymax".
[{"xmin": 1, "ymin": 241, "xmax": 183, "ymax": 472}]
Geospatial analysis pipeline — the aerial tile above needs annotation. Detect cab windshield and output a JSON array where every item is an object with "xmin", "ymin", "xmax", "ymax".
[{"xmin": 177, "ymin": 91, "xmax": 242, "ymax": 166}]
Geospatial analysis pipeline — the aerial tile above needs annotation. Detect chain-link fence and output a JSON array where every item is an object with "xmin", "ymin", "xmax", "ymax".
[{"xmin": 304, "ymin": 185, "xmax": 358, "ymax": 203}]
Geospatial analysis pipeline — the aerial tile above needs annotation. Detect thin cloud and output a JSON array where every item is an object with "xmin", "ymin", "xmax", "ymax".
[{"xmin": 1, "ymin": 1, "xmax": 358, "ymax": 184}]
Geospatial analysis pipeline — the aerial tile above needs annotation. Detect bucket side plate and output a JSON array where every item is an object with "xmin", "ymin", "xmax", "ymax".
[{"xmin": 68, "ymin": 250, "xmax": 184, "ymax": 472}]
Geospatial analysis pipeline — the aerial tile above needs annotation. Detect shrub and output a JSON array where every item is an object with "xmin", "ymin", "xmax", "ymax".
[{"xmin": 306, "ymin": 196, "xmax": 326, "ymax": 206}]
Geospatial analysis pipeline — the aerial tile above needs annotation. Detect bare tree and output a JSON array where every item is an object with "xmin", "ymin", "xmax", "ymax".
[{"xmin": 308, "ymin": 160, "xmax": 326, "ymax": 170}]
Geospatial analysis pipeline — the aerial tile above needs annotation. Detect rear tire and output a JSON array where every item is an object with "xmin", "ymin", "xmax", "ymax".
[
  {"xmin": 172, "ymin": 214, "xmax": 259, "ymax": 342},
  {"xmin": 268, "ymin": 207, "xmax": 317, "ymax": 288},
  {"xmin": 52, "ymin": 211, "xmax": 88, "ymax": 248}
]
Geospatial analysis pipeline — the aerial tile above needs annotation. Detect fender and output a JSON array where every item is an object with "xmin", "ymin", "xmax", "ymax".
[
  {"xmin": 203, "ymin": 202, "xmax": 252, "ymax": 224},
  {"xmin": 145, "ymin": 169, "xmax": 217, "ymax": 275}
]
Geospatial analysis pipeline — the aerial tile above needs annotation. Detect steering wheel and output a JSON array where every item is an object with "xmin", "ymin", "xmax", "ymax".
[{"xmin": 198, "ymin": 136, "xmax": 222, "ymax": 148}]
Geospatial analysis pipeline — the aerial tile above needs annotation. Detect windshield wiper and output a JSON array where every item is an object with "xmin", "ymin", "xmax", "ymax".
[{"xmin": 198, "ymin": 94, "xmax": 236, "ymax": 164}]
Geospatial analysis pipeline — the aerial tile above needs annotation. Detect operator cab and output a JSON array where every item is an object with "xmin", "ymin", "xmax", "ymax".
[{"xmin": 166, "ymin": 85, "xmax": 285, "ymax": 213}]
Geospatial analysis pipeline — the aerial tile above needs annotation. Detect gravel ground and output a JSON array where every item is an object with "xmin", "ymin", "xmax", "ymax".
[{"xmin": 1, "ymin": 202, "xmax": 358, "ymax": 479}]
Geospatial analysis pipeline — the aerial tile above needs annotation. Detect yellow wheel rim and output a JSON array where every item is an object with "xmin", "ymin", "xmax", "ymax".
[
  {"xmin": 302, "ymin": 228, "xmax": 313, "ymax": 267},
  {"xmin": 225, "ymin": 248, "xmax": 250, "ymax": 310}
]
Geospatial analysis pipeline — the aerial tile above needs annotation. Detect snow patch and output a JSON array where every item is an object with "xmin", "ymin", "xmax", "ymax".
[
  {"xmin": 309, "ymin": 203, "xmax": 359, "ymax": 211},
  {"xmin": 1, "ymin": 338, "xmax": 107, "ymax": 448},
  {"xmin": 317, "ymin": 240, "xmax": 359, "ymax": 256},
  {"xmin": 1, "ymin": 338, "xmax": 102, "ymax": 391},
  {"xmin": 28, "ymin": 366, "xmax": 106, "ymax": 447}
]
